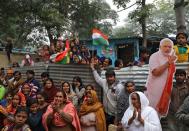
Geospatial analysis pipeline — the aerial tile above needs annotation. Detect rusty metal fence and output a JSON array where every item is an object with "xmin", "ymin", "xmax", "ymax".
[
  {"xmin": 14, "ymin": 63, "xmax": 103, "ymax": 100},
  {"xmin": 101, "ymin": 62, "xmax": 189, "ymax": 90},
  {"xmin": 13, "ymin": 62, "xmax": 189, "ymax": 100}
]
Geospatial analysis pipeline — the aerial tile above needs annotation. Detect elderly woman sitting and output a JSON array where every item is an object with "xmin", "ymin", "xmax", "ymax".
[{"xmin": 121, "ymin": 91, "xmax": 162, "ymax": 131}]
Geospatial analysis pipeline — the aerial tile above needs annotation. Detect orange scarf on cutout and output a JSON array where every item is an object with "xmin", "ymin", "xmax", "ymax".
[{"xmin": 156, "ymin": 63, "xmax": 175, "ymax": 117}]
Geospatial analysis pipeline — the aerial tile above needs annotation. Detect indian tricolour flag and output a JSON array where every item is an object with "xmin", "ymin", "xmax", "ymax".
[
  {"xmin": 92, "ymin": 28, "xmax": 109, "ymax": 46},
  {"xmin": 50, "ymin": 39, "xmax": 70, "ymax": 64}
]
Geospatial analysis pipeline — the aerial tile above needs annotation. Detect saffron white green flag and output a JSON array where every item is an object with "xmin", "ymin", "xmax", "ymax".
[{"xmin": 92, "ymin": 29, "xmax": 109, "ymax": 46}]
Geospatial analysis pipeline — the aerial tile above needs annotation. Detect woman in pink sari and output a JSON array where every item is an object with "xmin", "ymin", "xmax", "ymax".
[
  {"xmin": 145, "ymin": 38, "xmax": 177, "ymax": 117},
  {"xmin": 42, "ymin": 90, "xmax": 81, "ymax": 131}
]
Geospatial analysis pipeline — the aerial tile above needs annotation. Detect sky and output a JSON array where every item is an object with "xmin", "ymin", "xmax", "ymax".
[{"xmin": 106, "ymin": 0, "xmax": 155, "ymax": 27}]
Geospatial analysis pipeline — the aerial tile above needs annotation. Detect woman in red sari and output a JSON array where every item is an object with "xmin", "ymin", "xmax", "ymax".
[{"xmin": 42, "ymin": 90, "xmax": 81, "ymax": 131}]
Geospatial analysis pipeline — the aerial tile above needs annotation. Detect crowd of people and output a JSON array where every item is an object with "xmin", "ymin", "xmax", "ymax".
[
  {"xmin": 8, "ymin": 35, "xmax": 151, "ymax": 68},
  {"xmin": 0, "ymin": 32, "xmax": 189, "ymax": 131},
  {"xmin": 0, "ymin": 60, "xmax": 162, "ymax": 131},
  {"xmin": 0, "ymin": 68, "xmax": 103, "ymax": 131}
]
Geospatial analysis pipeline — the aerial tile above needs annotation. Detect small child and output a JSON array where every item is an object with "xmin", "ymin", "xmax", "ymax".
[
  {"xmin": 36, "ymin": 92, "xmax": 48, "ymax": 113},
  {"xmin": 0, "ymin": 91, "xmax": 13, "ymax": 108},
  {"xmin": 3, "ymin": 94, "xmax": 22, "ymax": 127},
  {"xmin": 28, "ymin": 98, "xmax": 45, "ymax": 131},
  {"xmin": 2, "ymin": 106, "xmax": 31, "ymax": 131},
  {"xmin": 0, "ymin": 92, "xmax": 13, "ymax": 129}
]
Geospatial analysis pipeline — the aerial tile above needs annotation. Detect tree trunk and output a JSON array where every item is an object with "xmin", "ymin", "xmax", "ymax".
[
  {"xmin": 46, "ymin": 26, "xmax": 54, "ymax": 44},
  {"xmin": 141, "ymin": 0, "xmax": 147, "ymax": 47},
  {"xmin": 174, "ymin": 0, "xmax": 186, "ymax": 33}
]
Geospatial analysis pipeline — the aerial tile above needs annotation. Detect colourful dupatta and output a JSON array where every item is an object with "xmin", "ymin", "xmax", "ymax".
[
  {"xmin": 79, "ymin": 90, "xmax": 106, "ymax": 131},
  {"xmin": 42, "ymin": 100, "xmax": 81, "ymax": 131},
  {"xmin": 156, "ymin": 63, "xmax": 176, "ymax": 117}
]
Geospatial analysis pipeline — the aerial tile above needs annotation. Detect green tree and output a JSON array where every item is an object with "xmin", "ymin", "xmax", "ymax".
[
  {"xmin": 112, "ymin": 20, "xmax": 141, "ymax": 38},
  {"xmin": 0, "ymin": 0, "xmax": 117, "ymax": 47},
  {"xmin": 185, "ymin": 4, "xmax": 189, "ymax": 32},
  {"xmin": 113, "ymin": 0, "xmax": 188, "ymax": 38},
  {"xmin": 113, "ymin": 0, "xmax": 153, "ymax": 47},
  {"xmin": 70, "ymin": 0, "xmax": 118, "ymax": 39},
  {"xmin": 174, "ymin": 0, "xmax": 188, "ymax": 33},
  {"xmin": 146, "ymin": 0, "xmax": 176, "ymax": 36}
]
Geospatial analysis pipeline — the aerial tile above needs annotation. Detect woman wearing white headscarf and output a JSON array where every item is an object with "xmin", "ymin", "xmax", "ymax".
[
  {"xmin": 145, "ymin": 38, "xmax": 177, "ymax": 117},
  {"xmin": 121, "ymin": 91, "xmax": 162, "ymax": 131}
]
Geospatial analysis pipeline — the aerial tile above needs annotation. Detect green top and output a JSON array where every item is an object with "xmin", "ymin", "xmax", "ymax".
[
  {"xmin": 178, "ymin": 46, "xmax": 188, "ymax": 54},
  {"xmin": 0, "ymin": 85, "xmax": 6, "ymax": 100}
]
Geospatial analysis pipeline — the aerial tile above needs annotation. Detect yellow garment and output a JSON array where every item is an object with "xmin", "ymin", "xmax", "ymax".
[
  {"xmin": 7, "ymin": 79, "xmax": 24, "ymax": 91},
  {"xmin": 0, "ymin": 105, "xmax": 7, "ymax": 115},
  {"xmin": 80, "ymin": 90, "xmax": 106, "ymax": 131},
  {"xmin": 174, "ymin": 45, "xmax": 189, "ymax": 63}
]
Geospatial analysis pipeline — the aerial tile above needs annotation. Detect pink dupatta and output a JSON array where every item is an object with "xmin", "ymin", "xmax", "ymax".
[{"xmin": 42, "ymin": 101, "xmax": 81, "ymax": 131}]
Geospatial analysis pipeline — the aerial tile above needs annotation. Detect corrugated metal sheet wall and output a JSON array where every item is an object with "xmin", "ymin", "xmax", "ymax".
[
  {"xmin": 14, "ymin": 63, "xmax": 103, "ymax": 100},
  {"xmin": 14, "ymin": 62, "xmax": 189, "ymax": 100},
  {"xmin": 101, "ymin": 63, "xmax": 189, "ymax": 89}
]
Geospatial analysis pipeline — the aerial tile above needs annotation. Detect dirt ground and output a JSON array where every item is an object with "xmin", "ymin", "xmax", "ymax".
[{"xmin": 0, "ymin": 51, "xmax": 26, "ymax": 67}]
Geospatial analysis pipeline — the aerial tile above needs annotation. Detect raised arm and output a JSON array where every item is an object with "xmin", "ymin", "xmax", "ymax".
[
  {"xmin": 90, "ymin": 62, "xmax": 105, "ymax": 86},
  {"xmin": 75, "ymin": 87, "xmax": 85, "ymax": 99},
  {"xmin": 152, "ymin": 62, "xmax": 170, "ymax": 76},
  {"xmin": 58, "ymin": 110, "xmax": 73, "ymax": 124},
  {"xmin": 151, "ymin": 52, "xmax": 176, "ymax": 76}
]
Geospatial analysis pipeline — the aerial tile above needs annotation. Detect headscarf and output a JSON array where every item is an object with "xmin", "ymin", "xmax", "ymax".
[
  {"xmin": 125, "ymin": 91, "xmax": 152, "ymax": 126},
  {"xmin": 43, "ymin": 80, "xmax": 59, "ymax": 103},
  {"xmin": 79, "ymin": 90, "xmax": 106, "ymax": 131},
  {"xmin": 121, "ymin": 91, "xmax": 162, "ymax": 130},
  {"xmin": 128, "ymin": 91, "xmax": 149, "ymax": 110}
]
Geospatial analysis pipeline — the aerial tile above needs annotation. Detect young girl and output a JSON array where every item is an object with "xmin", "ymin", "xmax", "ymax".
[
  {"xmin": 43, "ymin": 78, "xmax": 59, "ymax": 103},
  {"xmin": 2, "ymin": 107, "xmax": 31, "ymax": 131},
  {"xmin": 3, "ymin": 94, "xmax": 22, "ymax": 126},
  {"xmin": 21, "ymin": 83, "xmax": 32, "ymax": 102},
  {"xmin": 72, "ymin": 76, "xmax": 85, "ymax": 110},
  {"xmin": 20, "ymin": 54, "xmax": 34, "ymax": 67},
  {"xmin": 0, "ymin": 92, "xmax": 13, "ymax": 129},
  {"xmin": 36, "ymin": 92, "xmax": 48, "ymax": 113},
  {"xmin": 0, "ymin": 91, "xmax": 13, "ymax": 108},
  {"xmin": 62, "ymin": 81, "xmax": 78, "ymax": 107}
]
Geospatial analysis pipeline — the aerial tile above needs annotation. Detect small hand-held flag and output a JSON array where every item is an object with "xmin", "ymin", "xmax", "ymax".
[{"xmin": 55, "ymin": 39, "xmax": 70, "ymax": 64}]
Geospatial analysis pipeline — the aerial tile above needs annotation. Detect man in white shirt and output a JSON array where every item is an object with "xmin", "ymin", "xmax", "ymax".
[{"xmin": 90, "ymin": 62, "xmax": 124, "ymax": 128}]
